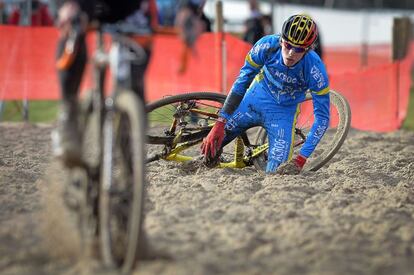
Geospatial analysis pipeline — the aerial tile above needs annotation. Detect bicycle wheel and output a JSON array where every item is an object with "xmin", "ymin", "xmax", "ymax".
[
  {"xmin": 99, "ymin": 90, "xmax": 146, "ymax": 274},
  {"xmin": 64, "ymin": 168, "xmax": 97, "ymax": 257},
  {"xmin": 147, "ymin": 92, "xmax": 254, "ymax": 164},
  {"xmin": 62, "ymin": 89, "xmax": 101, "ymax": 258},
  {"xmin": 253, "ymin": 90, "xmax": 351, "ymax": 172}
]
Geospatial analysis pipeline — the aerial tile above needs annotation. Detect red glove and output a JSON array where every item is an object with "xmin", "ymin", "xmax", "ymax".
[
  {"xmin": 201, "ymin": 117, "xmax": 226, "ymax": 158},
  {"xmin": 293, "ymin": 155, "xmax": 307, "ymax": 169},
  {"xmin": 276, "ymin": 154, "xmax": 307, "ymax": 175}
]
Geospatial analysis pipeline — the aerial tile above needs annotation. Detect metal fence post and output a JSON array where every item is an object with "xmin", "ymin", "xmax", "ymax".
[{"xmin": 215, "ymin": 0, "xmax": 227, "ymax": 94}]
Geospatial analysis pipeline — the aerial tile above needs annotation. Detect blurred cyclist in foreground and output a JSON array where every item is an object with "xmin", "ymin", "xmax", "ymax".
[
  {"xmin": 53, "ymin": 0, "xmax": 206, "ymax": 166},
  {"xmin": 201, "ymin": 14, "xmax": 330, "ymax": 175}
]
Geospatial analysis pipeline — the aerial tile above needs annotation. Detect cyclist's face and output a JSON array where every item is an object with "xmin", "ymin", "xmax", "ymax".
[{"xmin": 280, "ymin": 40, "xmax": 307, "ymax": 67}]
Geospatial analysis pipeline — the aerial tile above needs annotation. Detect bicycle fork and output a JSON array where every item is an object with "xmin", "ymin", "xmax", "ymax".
[{"xmin": 100, "ymin": 98, "xmax": 116, "ymax": 267}]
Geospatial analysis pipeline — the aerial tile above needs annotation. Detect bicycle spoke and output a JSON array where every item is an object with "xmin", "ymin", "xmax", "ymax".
[{"xmin": 146, "ymin": 93, "xmax": 226, "ymax": 163}]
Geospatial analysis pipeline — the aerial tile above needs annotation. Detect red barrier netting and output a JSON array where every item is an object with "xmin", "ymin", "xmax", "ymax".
[
  {"xmin": 145, "ymin": 33, "xmax": 250, "ymax": 102},
  {"xmin": 0, "ymin": 26, "xmax": 105, "ymax": 100},
  {"xmin": 324, "ymin": 44, "xmax": 392, "ymax": 74},
  {"xmin": 0, "ymin": 26, "xmax": 411, "ymax": 132},
  {"xmin": 0, "ymin": 26, "xmax": 59, "ymax": 100}
]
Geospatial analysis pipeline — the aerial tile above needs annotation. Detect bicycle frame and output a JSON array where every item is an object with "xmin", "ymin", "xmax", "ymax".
[
  {"xmin": 81, "ymin": 27, "xmax": 147, "ymax": 167},
  {"xmin": 158, "ymin": 106, "xmax": 270, "ymax": 169},
  {"xmin": 57, "ymin": 22, "xmax": 149, "ymax": 272},
  {"xmin": 162, "ymin": 134, "xmax": 269, "ymax": 168},
  {"xmin": 153, "ymin": 99, "xmax": 311, "ymax": 169}
]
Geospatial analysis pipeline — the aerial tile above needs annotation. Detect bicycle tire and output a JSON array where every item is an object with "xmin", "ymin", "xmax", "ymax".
[
  {"xmin": 63, "ymin": 89, "xmax": 101, "ymax": 259},
  {"xmin": 253, "ymin": 90, "xmax": 351, "ymax": 172},
  {"xmin": 146, "ymin": 92, "xmax": 224, "ymax": 157},
  {"xmin": 146, "ymin": 92, "xmax": 257, "ymax": 164},
  {"xmin": 99, "ymin": 90, "xmax": 146, "ymax": 274}
]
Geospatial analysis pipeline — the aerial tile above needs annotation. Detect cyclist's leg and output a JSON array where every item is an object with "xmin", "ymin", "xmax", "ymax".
[
  {"xmin": 222, "ymin": 85, "xmax": 264, "ymax": 145},
  {"xmin": 203, "ymin": 89, "xmax": 260, "ymax": 167},
  {"xmin": 53, "ymin": 33, "xmax": 87, "ymax": 165},
  {"xmin": 263, "ymin": 103, "xmax": 299, "ymax": 173},
  {"xmin": 129, "ymin": 44, "xmax": 151, "ymax": 133},
  {"xmin": 130, "ymin": 47, "xmax": 150, "ymax": 104},
  {"xmin": 56, "ymin": 34, "xmax": 87, "ymax": 101}
]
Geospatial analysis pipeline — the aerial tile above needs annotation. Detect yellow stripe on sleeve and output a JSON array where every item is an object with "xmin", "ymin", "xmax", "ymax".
[
  {"xmin": 246, "ymin": 54, "xmax": 260, "ymax": 68},
  {"xmin": 314, "ymin": 87, "xmax": 330, "ymax": 96}
]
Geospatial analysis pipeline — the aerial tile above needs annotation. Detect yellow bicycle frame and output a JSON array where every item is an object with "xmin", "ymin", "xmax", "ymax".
[
  {"xmin": 160, "ymin": 106, "xmax": 269, "ymax": 168},
  {"xmin": 164, "ymin": 131, "xmax": 269, "ymax": 169}
]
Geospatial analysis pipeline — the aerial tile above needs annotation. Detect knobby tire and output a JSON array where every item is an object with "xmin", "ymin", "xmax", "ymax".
[{"xmin": 99, "ymin": 90, "xmax": 146, "ymax": 274}]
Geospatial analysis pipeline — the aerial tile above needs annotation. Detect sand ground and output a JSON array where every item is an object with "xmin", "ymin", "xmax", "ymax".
[{"xmin": 1, "ymin": 122, "xmax": 414, "ymax": 275}]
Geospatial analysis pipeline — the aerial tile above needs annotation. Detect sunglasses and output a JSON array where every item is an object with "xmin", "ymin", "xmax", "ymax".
[{"xmin": 281, "ymin": 40, "xmax": 307, "ymax": 53}]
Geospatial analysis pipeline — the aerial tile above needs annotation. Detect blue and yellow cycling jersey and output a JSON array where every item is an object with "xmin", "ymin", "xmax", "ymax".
[
  {"xmin": 220, "ymin": 34, "xmax": 330, "ymax": 171},
  {"xmin": 225, "ymin": 34, "xmax": 330, "ymax": 106}
]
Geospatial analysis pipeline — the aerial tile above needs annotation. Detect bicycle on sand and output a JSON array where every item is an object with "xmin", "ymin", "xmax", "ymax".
[
  {"xmin": 55, "ymin": 23, "xmax": 146, "ymax": 274},
  {"xmin": 146, "ymin": 90, "xmax": 351, "ymax": 172}
]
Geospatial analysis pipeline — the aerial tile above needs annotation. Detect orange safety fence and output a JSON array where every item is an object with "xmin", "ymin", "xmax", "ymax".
[
  {"xmin": 324, "ymin": 44, "xmax": 392, "ymax": 74},
  {"xmin": 145, "ymin": 33, "xmax": 250, "ymax": 102},
  {"xmin": 325, "ymin": 42, "xmax": 413, "ymax": 132},
  {"xmin": 328, "ymin": 59, "xmax": 412, "ymax": 131},
  {"xmin": 0, "ymin": 26, "xmax": 59, "ymax": 100},
  {"xmin": 0, "ymin": 26, "xmax": 112, "ymax": 100},
  {"xmin": 0, "ymin": 26, "xmax": 411, "ymax": 132}
]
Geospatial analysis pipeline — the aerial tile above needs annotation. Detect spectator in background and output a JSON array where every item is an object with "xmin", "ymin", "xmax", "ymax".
[
  {"xmin": 155, "ymin": 0, "xmax": 211, "ymax": 74},
  {"xmin": 0, "ymin": 1, "xmax": 7, "ymax": 24},
  {"xmin": 199, "ymin": 6, "xmax": 211, "ymax": 32},
  {"xmin": 156, "ymin": 0, "xmax": 175, "ymax": 26},
  {"xmin": 313, "ymin": 32, "xmax": 324, "ymax": 60},
  {"xmin": 262, "ymin": 14, "xmax": 273, "ymax": 35},
  {"xmin": 156, "ymin": 0, "xmax": 211, "ymax": 32},
  {"xmin": 8, "ymin": 0, "xmax": 53, "ymax": 26},
  {"xmin": 243, "ymin": 0, "xmax": 264, "ymax": 45}
]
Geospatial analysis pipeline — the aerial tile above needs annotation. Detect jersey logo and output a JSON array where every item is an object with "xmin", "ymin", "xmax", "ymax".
[
  {"xmin": 274, "ymin": 70, "xmax": 298, "ymax": 84},
  {"xmin": 251, "ymin": 43, "xmax": 271, "ymax": 55},
  {"xmin": 311, "ymin": 65, "xmax": 326, "ymax": 89}
]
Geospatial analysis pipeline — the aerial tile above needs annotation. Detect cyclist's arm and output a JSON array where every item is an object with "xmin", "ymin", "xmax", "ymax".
[
  {"xmin": 220, "ymin": 35, "xmax": 275, "ymax": 120},
  {"xmin": 299, "ymin": 61, "xmax": 330, "ymax": 158}
]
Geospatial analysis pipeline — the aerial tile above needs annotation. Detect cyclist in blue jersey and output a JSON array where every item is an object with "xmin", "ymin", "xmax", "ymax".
[
  {"xmin": 201, "ymin": 14, "xmax": 330, "ymax": 175},
  {"xmin": 53, "ymin": 0, "xmax": 206, "ymax": 166}
]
